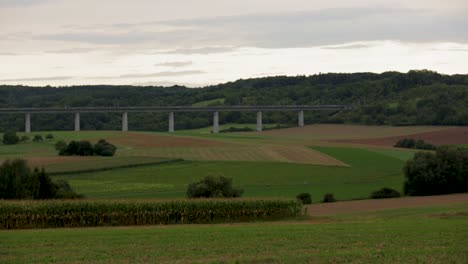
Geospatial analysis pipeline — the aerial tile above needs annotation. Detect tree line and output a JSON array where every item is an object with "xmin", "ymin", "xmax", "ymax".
[{"xmin": 1, "ymin": 70, "xmax": 467, "ymax": 131}]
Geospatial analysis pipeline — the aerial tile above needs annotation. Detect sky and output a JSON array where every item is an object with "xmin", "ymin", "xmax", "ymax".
[{"xmin": 1, "ymin": 0, "xmax": 468, "ymax": 87}]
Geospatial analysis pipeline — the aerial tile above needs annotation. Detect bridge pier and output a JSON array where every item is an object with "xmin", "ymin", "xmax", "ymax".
[
  {"xmin": 122, "ymin": 112, "xmax": 128, "ymax": 132},
  {"xmin": 25, "ymin": 113, "xmax": 31, "ymax": 133},
  {"xmin": 168, "ymin": 112, "xmax": 174, "ymax": 133},
  {"xmin": 74, "ymin": 112, "xmax": 80, "ymax": 131},
  {"xmin": 298, "ymin": 110, "xmax": 304, "ymax": 127},
  {"xmin": 213, "ymin": 111, "xmax": 219, "ymax": 133},
  {"xmin": 256, "ymin": 111, "xmax": 262, "ymax": 131}
]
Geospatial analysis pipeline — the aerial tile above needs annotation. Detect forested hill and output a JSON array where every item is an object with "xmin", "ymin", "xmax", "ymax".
[{"xmin": 0, "ymin": 70, "xmax": 467, "ymax": 132}]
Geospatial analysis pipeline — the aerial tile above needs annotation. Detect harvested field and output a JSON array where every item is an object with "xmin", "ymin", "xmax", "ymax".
[
  {"xmin": 306, "ymin": 193, "xmax": 468, "ymax": 216},
  {"xmin": 334, "ymin": 126, "xmax": 468, "ymax": 146},
  {"xmin": 251, "ymin": 124, "xmax": 450, "ymax": 140},
  {"xmin": 112, "ymin": 132, "xmax": 229, "ymax": 148},
  {"xmin": 127, "ymin": 145, "xmax": 346, "ymax": 165}
]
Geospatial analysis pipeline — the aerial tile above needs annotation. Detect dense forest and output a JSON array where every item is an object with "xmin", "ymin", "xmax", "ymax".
[{"xmin": 0, "ymin": 70, "xmax": 467, "ymax": 132}]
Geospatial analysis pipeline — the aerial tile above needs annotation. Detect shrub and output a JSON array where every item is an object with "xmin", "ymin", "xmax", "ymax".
[
  {"xmin": 93, "ymin": 139, "xmax": 117, "ymax": 157},
  {"xmin": 59, "ymin": 140, "xmax": 93, "ymax": 156},
  {"xmin": 322, "ymin": 193, "xmax": 336, "ymax": 203},
  {"xmin": 370, "ymin": 187, "xmax": 401, "ymax": 199},
  {"xmin": 45, "ymin": 134, "xmax": 54, "ymax": 140},
  {"xmin": 2, "ymin": 131, "xmax": 19, "ymax": 145},
  {"xmin": 220, "ymin": 127, "xmax": 254, "ymax": 133},
  {"xmin": 0, "ymin": 159, "xmax": 79, "ymax": 200},
  {"xmin": 54, "ymin": 140, "xmax": 67, "ymax": 152},
  {"xmin": 20, "ymin": 135, "xmax": 30, "ymax": 142},
  {"xmin": 33, "ymin": 134, "xmax": 43, "ymax": 142},
  {"xmin": 394, "ymin": 138, "xmax": 436, "ymax": 150},
  {"xmin": 404, "ymin": 147, "xmax": 468, "ymax": 196},
  {"xmin": 59, "ymin": 139, "xmax": 117, "ymax": 157},
  {"xmin": 187, "ymin": 175, "xmax": 243, "ymax": 198},
  {"xmin": 296, "ymin": 192, "xmax": 312, "ymax": 204}
]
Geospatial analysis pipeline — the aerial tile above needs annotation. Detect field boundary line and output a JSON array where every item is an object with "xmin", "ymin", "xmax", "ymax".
[{"xmin": 49, "ymin": 158, "xmax": 184, "ymax": 176}]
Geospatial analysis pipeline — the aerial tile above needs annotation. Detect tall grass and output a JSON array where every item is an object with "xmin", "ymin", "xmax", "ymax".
[{"xmin": 0, "ymin": 199, "xmax": 302, "ymax": 229}]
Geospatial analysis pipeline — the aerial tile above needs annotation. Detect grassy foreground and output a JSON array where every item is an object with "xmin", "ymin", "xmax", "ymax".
[{"xmin": 1, "ymin": 203, "xmax": 467, "ymax": 263}]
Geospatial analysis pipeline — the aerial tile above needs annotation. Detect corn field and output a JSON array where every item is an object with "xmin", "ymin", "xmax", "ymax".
[{"xmin": 0, "ymin": 199, "xmax": 302, "ymax": 229}]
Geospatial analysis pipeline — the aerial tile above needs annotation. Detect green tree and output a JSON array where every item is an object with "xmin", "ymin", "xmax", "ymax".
[
  {"xmin": 187, "ymin": 175, "xmax": 243, "ymax": 198},
  {"xmin": 2, "ymin": 131, "xmax": 19, "ymax": 145}
]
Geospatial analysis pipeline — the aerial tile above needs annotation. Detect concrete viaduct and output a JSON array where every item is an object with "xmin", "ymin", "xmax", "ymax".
[{"xmin": 0, "ymin": 105, "xmax": 352, "ymax": 133}]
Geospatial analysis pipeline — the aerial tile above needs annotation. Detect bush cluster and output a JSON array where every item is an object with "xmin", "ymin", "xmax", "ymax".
[
  {"xmin": 296, "ymin": 192, "xmax": 312, "ymax": 204},
  {"xmin": 186, "ymin": 175, "xmax": 243, "ymax": 198},
  {"xmin": 404, "ymin": 147, "xmax": 468, "ymax": 196},
  {"xmin": 56, "ymin": 139, "xmax": 116, "ymax": 157},
  {"xmin": 370, "ymin": 187, "xmax": 401, "ymax": 199},
  {"xmin": 0, "ymin": 199, "xmax": 302, "ymax": 229},
  {"xmin": 2, "ymin": 131, "xmax": 19, "ymax": 145},
  {"xmin": 0, "ymin": 159, "xmax": 80, "ymax": 199},
  {"xmin": 394, "ymin": 138, "xmax": 436, "ymax": 150},
  {"xmin": 322, "ymin": 193, "xmax": 336, "ymax": 203}
]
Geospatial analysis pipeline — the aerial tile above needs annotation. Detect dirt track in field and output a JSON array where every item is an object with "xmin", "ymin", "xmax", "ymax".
[
  {"xmin": 111, "ymin": 132, "xmax": 230, "ymax": 148},
  {"xmin": 334, "ymin": 126, "xmax": 468, "ymax": 146},
  {"xmin": 306, "ymin": 193, "xmax": 468, "ymax": 216}
]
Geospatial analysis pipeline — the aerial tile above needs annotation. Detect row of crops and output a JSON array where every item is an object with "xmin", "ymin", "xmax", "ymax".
[{"xmin": 0, "ymin": 199, "xmax": 302, "ymax": 229}]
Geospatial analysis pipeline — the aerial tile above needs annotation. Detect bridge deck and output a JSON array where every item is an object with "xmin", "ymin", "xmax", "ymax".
[{"xmin": 0, "ymin": 105, "xmax": 352, "ymax": 114}]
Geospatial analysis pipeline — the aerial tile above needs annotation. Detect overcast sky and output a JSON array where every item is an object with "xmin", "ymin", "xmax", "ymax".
[{"xmin": 1, "ymin": 0, "xmax": 467, "ymax": 87}]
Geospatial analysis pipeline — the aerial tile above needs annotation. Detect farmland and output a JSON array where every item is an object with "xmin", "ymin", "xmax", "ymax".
[
  {"xmin": 1, "ymin": 201, "xmax": 467, "ymax": 263},
  {"xmin": 2, "ymin": 125, "xmax": 467, "ymax": 200},
  {"xmin": 1, "ymin": 124, "xmax": 468, "ymax": 263}
]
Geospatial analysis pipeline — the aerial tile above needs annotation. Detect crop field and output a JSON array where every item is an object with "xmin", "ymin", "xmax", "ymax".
[
  {"xmin": 3, "ymin": 124, "xmax": 457, "ymax": 200},
  {"xmin": 51, "ymin": 146, "xmax": 408, "ymax": 199},
  {"xmin": 1, "ymin": 202, "xmax": 467, "ymax": 263}
]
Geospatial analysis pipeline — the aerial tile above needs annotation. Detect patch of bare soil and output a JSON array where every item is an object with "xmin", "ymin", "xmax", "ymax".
[
  {"xmin": 335, "ymin": 127, "xmax": 468, "ymax": 146},
  {"xmin": 112, "ymin": 132, "xmax": 231, "ymax": 148},
  {"xmin": 305, "ymin": 193, "xmax": 468, "ymax": 216}
]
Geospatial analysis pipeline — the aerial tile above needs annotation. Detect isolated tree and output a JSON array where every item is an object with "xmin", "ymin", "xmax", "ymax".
[{"xmin": 187, "ymin": 175, "xmax": 243, "ymax": 198}]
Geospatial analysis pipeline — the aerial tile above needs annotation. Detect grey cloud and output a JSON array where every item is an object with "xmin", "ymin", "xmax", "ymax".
[
  {"xmin": 161, "ymin": 47, "xmax": 237, "ymax": 54},
  {"xmin": 0, "ymin": 0, "xmax": 52, "ymax": 7},
  {"xmin": 155, "ymin": 61, "xmax": 192, "ymax": 67},
  {"xmin": 94, "ymin": 70, "xmax": 204, "ymax": 79},
  {"xmin": 321, "ymin": 44, "xmax": 374, "ymax": 50},
  {"xmin": 0, "ymin": 52, "xmax": 20, "ymax": 56},
  {"xmin": 131, "ymin": 80, "xmax": 201, "ymax": 88},
  {"xmin": 0, "ymin": 76, "xmax": 73, "ymax": 82},
  {"xmin": 45, "ymin": 48, "xmax": 95, "ymax": 54},
  {"xmin": 36, "ymin": 7, "xmax": 468, "ymax": 49}
]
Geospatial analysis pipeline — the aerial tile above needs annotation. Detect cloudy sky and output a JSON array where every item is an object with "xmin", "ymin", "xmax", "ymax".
[{"xmin": 1, "ymin": 0, "xmax": 467, "ymax": 87}]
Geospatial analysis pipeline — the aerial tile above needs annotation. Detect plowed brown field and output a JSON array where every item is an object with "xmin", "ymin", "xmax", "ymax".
[
  {"xmin": 335, "ymin": 126, "xmax": 468, "ymax": 146},
  {"xmin": 306, "ymin": 193, "xmax": 468, "ymax": 216},
  {"xmin": 251, "ymin": 124, "xmax": 449, "ymax": 140}
]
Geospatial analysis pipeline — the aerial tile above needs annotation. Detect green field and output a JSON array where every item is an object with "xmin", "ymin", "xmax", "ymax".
[
  {"xmin": 1, "ymin": 203, "xmax": 466, "ymax": 263},
  {"xmin": 0, "ymin": 127, "xmax": 421, "ymax": 200},
  {"xmin": 52, "ymin": 147, "xmax": 407, "ymax": 200}
]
